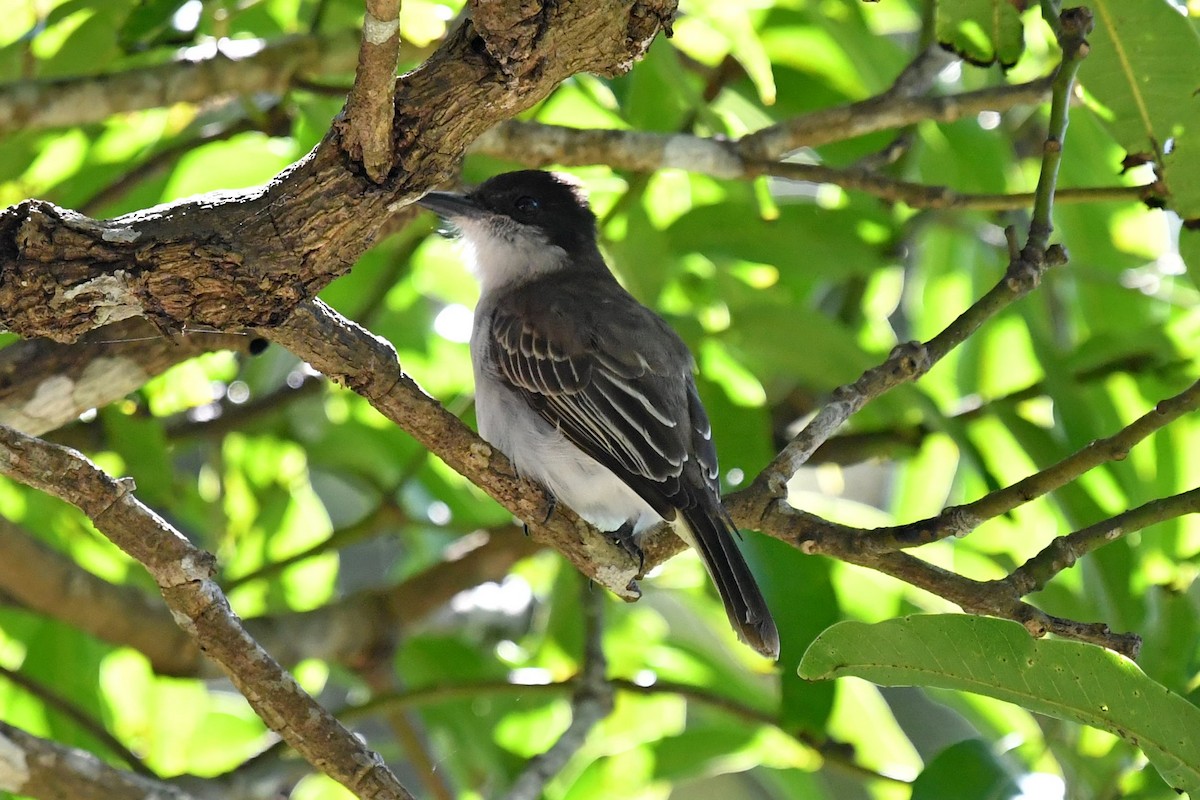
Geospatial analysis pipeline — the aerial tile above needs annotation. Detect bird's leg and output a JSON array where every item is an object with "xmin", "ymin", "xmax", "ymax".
[
  {"xmin": 541, "ymin": 495, "xmax": 557, "ymax": 525},
  {"xmin": 608, "ymin": 521, "xmax": 645, "ymax": 576},
  {"xmin": 523, "ymin": 495, "xmax": 559, "ymax": 536}
]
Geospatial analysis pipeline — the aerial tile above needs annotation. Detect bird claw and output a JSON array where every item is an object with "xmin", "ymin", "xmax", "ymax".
[
  {"xmin": 523, "ymin": 496, "xmax": 558, "ymax": 537},
  {"xmin": 609, "ymin": 522, "xmax": 645, "ymax": 575}
]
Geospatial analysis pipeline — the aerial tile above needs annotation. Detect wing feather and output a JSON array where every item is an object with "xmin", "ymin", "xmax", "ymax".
[{"xmin": 488, "ymin": 274, "xmax": 701, "ymax": 516}]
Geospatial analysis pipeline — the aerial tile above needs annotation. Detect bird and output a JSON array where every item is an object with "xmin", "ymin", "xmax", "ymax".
[{"xmin": 417, "ymin": 170, "xmax": 779, "ymax": 659}]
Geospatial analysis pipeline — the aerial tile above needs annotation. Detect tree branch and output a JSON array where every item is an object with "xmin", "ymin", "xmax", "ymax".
[
  {"xmin": 1026, "ymin": 6, "xmax": 1094, "ymax": 253},
  {"xmin": 0, "ymin": 319, "xmax": 256, "ymax": 436},
  {"xmin": 0, "ymin": 513, "xmax": 537, "ymax": 678},
  {"xmin": 0, "ymin": 34, "xmax": 360, "ymax": 137},
  {"xmin": 738, "ymin": 75, "xmax": 1055, "ymax": 160},
  {"xmin": 474, "ymin": 76, "xmax": 1049, "ymax": 174},
  {"xmin": 0, "ymin": 425, "xmax": 417, "ymax": 800},
  {"xmin": 1005, "ymin": 487, "xmax": 1200, "ymax": 596},
  {"xmin": 0, "ymin": 517, "xmax": 198, "ymax": 676},
  {"xmin": 340, "ymin": 0, "xmax": 403, "ymax": 182},
  {"xmin": 502, "ymin": 582, "xmax": 611, "ymax": 800},
  {"xmin": 0, "ymin": 665, "xmax": 151, "ymax": 777},
  {"xmin": 265, "ymin": 300, "xmax": 643, "ymax": 598},
  {"xmin": 743, "ymin": 6, "xmax": 1092, "ymax": 501},
  {"xmin": 716, "ymin": 4, "xmax": 1139, "ymax": 658},
  {"xmin": 0, "ymin": 0, "xmax": 676, "ymax": 344},
  {"xmin": 864, "ymin": 378, "xmax": 1200, "ymax": 551},
  {"xmin": 0, "ymin": 720, "xmax": 198, "ymax": 800},
  {"xmin": 473, "ymin": 120, "xmax": 1151, "ymax": 210},
  {"xmin": 475, "ymin": 75, "xmax": 1056, "ymax": 175},
  {"xmin": 355, "ymin": 676, "xmax": 907, "ymax": 788}
]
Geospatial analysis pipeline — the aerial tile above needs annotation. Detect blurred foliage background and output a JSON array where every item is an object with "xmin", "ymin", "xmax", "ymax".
[{"xmin": 1, "ymin": 0, "xmax": 1199, "ymax": 799}]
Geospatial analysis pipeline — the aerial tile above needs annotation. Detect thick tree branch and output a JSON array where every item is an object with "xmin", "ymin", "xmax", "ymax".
[
  {"xmin": 0, "ymin": 720, "xmax": 197, "ymax": 800},
  {"xmin": 0, "ymin": 425, "xmax": 417, "ymax": 800},
  {"xmin": 0, "ymin": 0, "xmax": 676, "ymax": 344}
]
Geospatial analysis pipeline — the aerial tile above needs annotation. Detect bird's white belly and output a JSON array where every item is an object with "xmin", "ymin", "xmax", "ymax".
[{"xmin": 474, "ymin": 374, "xmax": 662, "ymax": 533}]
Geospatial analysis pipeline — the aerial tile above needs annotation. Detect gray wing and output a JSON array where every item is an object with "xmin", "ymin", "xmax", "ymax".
[{"xmin": 487, "ymin": 273, "xmax": 719, "ymax": 519}]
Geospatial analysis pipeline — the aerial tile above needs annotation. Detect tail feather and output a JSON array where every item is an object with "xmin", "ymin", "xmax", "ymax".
[{"xmin": 677, "ymin": 506, "xmax": 779, "ymax": 659}]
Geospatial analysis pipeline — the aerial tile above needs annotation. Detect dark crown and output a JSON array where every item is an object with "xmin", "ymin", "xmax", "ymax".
[{"xmin": 470, "ymin": 170, "xmax": 598, "ymax": 252}]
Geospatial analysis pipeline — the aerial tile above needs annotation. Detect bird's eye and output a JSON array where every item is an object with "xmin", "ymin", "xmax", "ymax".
[{"xmin": 514, "ymin": 196, "xmax": 539, "ymax": 213}]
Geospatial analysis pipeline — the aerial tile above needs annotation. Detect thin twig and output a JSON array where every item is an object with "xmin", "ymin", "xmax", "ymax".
[
  {"xmin": 349, "ymin": 677, "xmax": 907, "ymax": 787},
  {"xmin": 502, "ymin": 581, "xmax": 612, "ymax": 800},
  {"xmin": 866, "ymin": 378, "xmax": 1200, "ymax": 551},
  {"xmin": 747, "ymin": 5, "xmax": 1093, "ymax": 500},
  {"xmin": 1006, "ymin": 487, "xmax": 1200, "ymax": 595},
  {"xmin": 341, "ymin": 0, "xmax": 402, "ymax": 181},
  {"xmin": 739, "ymin": 75, "xmax": 1055, "ymax": 161},
  {"xmin": 474, "ymin": 74, "xmax": 1051, "ymax": 176},
  {"xmin": 806, "ymin": 351, "xmax": 1177, "ymax": 466},
  {"xmin": 721, "ymin": 4, "xmax": 1141, "ymax": 658},
  {"xmin": 0, "ymin": 665, "xmax": 154, "ymax": 777},
  {"xmin": 1025, "ymin": 6, "xmax": 1094, "ymax": 253},
  {"xmin": 223, "ymin": 498, "xmax": 407, "ymax": 589},
  {"xmin": 757, "ymin": 161, "xmax": 1151, "ymax": 210}
]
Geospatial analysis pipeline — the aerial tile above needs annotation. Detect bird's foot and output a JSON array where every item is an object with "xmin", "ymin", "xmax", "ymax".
[
  {"xmin": 522, "ymin": 496, "xmax": 559, "ymax": 536},
  {"xmin": 541, "ymin": 495, "xmax": 557, "ymax": 525},
  {"xmin": 608, "ymin": 522, "xmax": 645, "ymax": 576}
]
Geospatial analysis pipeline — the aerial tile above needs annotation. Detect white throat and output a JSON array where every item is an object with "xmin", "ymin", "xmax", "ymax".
[{"xmin": 455, "ymin": 215, "xmax": 568, "ymax": 295}]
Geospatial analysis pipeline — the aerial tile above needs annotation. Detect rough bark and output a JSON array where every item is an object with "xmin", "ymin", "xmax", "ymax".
[{"xmin": 0, "ymin": 0, "xmax": 676, "ymax": 343}]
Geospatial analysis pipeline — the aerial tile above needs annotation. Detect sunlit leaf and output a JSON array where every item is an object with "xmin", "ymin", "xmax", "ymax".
[
  {"xmin": 1082, "ymin": 0, "xmax": 1200, "ymax": 221},
  {"xmin": 800, "ymin": 614, "xmax": 1200, "ymax": 794},
  {"xmin": 935, "ymin": 0, "xmax": 1025, "ymax": 68},
  {"xmin": 911, "ymin": 739, "xmax": 1022, "ymax": 800}
]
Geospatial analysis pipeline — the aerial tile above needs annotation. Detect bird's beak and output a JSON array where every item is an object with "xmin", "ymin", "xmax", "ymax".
[{"xmin": 416, "ymin": 191, "xmax": 486, "ymax": 221}]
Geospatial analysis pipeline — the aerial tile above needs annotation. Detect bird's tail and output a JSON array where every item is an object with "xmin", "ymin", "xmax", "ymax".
[{"xmin": 677, "ymin": 505, "xmax": 780, "ymax": 659}]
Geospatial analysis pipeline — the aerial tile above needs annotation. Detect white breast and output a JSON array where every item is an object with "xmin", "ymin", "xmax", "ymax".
[{"xmin": 471, "ymin": 317, "xmax": 661, "ymax": 534}]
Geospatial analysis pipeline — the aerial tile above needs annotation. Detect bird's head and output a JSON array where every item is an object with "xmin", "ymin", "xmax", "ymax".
[{"xmin": 418, "ymin": 171, "xmax": 603, "ymax": 290}]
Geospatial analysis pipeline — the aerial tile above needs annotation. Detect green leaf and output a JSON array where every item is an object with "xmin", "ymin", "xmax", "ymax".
[
  {"xmin": 799, "ymin": 614, "xmax": 1200, "ymax": 795},
  {"xmin": 1082, "ymin": 0, "xmax": 1200, "ymax": 221},
  {"xmin": 935, "ymin": 0, "xmax": 1025, "ymax": 68},
  {"xmin": 672, "ymin": 2, "xmax": 776, "ymax": 105},
  {"xmin": 665, "ymin": 202, "xmax": 885, "ymax": 281},
  {"xmin": 649, "ymin": 725, "xmax": 757, "ymax": 782},
  {"xmin": 912, "ymin": 739, "xmax": 1021, "ymax": 800},
  {"xmin": 118, "ymin": 0, "xmax": 191, "ymax": 49},
  {"xmin": 1182, "ymin": 229, "xmax": 1200, "ymax": 292}
]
